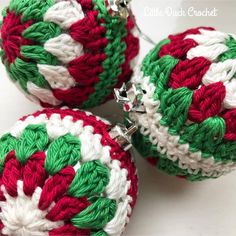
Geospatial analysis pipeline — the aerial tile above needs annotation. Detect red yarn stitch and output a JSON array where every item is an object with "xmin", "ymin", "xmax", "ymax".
[
  {"xmin": 0, "ymin": 220, "xmax": 3, "ymax": 231},
  {"xmin": 125, "ymin": 18, "xmax": 140, "ymax": 63},
  {"xmin": 38, "ymin": 166, "xmax": 75, "ymax": 211},
  {"xmin": 49, "ymin": 224, "xmax": 90, "ymax": 236},
  {"xmin": 23, "ymin": 152, "xmax": 48, "ymax": 196},
  {"xmin": 58, "ymin": 52, "xmax": 105, "ymax": 105},
  {"xmin": 2, "ymin": 151, "xmax": 22, "ymax": 197},
  {"xmin": 168, "ymin": 26, "xmax": 215, "ymax": 41},
  {"xmin": 188, "ymin": 82, "xmax": 226, "ymax": 123},
  {"xmin": 77, "ymin": 0, "xmax": 93, "ymax": 11},
  {"xmin": 53, "ymin": 86, "xmax": 95, "ymax": 107},
  {"xmin": 70, "ymin": 11, "xmax": 107, "ymax": 51},
  {"xmin": 46, "ymin": 196, "xmax": 90, "ymax": 221},
  {"xmin": 169, "ymin": 57, "xmax": 211, "ymax": 90},
  {"xmin": 159, "ymin": 27, "xmax": 215, "ymax": 60},
  {"xmin": 221, "ymin": 109, "xmax": 236, "ymax": 141},
  {"xmin": 159, "ymin": 38, "xmax": 197, "ymax": 60},
  {"xmin": 1, "ymin": 10, "xmax": 32, "ymax": 64},
  {"xmin": 68, "ymin": 53, "xmax": 106, "ymax": 85}
]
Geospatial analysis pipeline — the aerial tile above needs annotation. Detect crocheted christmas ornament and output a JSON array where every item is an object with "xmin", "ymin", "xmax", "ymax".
[
  {"xmin": 0, "ymin": 108, "xmax": 137, "ymax": 235},
  {"xmin": 121, "ymin": 27, "xmax": 236, "ymax": 181},
  {"xmin": 0, "ymin": 0, "xmax": 139, "ymax": 108}
]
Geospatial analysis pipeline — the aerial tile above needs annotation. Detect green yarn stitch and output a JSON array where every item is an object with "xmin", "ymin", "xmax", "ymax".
[
  {"xmin": 159, "ymin": 87, "xmax": 193, "ymax": 135},
  {"xmin": 132, "ymin": 130, "xmax": 213, "ymax": 181},
  {"xmin": 68, "ymin": 160, "xmax": 110, "ymax": 198},
  {"xmin": 9, "ymin": 58, "xmax": 49, "ymax": 92},
  {"xmin": 0, "ymin": 134, "xmax": 17, "ymax": 173},
  {"xmin": 45, "ymin": 134, "xmax": 81, "ymax": 175},
  {"xmin": 23, "ymin": 22, "xmax": 61, "ymax": 44},
  {"xmin": 21, "ymin": 45, "xmax": 59, "ymax": 65},
  {"xmin": 149, "ymin": 55, "xmax": 179, "ymax": 100},
  {"xmin": 91, "ymin": 230, "xmax": 108, "ymax": 236},
  {"xmin": 215, "ymin": 140, "xmax": 236, "ymax": 163},
  {"xmin": 1, "ymin": 7, "xmax": 7, "ymax": 18},
  {"xmin": 82, "ymin": 0, "xmax": 127, "ymax": 108},
  {"xmin": 142, "ymin": 38, "xmax": 170, "ymax": 74},
  {"xmin": 72, "ymin": 197, "xmax": 117, "ymax": 229},
  {"xmin": 15, "ymin": 124, "xmax": 49, "ymax": 164},
  {"xmin": 180, "ymin": 117, "xmax": 226, "ymax": 159},
  {"xmin": 218, "ymin": 36, "xmax": 236, "ymax": 62},
  {"xmin": 9, "ymin": 0, "xmax": 54, "ymax": 22},
  {"xmin": 0, "ymin": 48, "xmax": 4, "ymax": 64}
]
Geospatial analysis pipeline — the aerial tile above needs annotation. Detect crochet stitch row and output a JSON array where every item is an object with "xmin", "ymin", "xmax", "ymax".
[
  {"xmin": 130, "ymin": 27, "xmax": 236, "ymax": 181},
  {"xmin": 0, "ymin": 0, "xmax": 139, "ymax": 108},
  {"xmin": 0, "ymin": 108, "xmax": 138, "ymax": 235}
]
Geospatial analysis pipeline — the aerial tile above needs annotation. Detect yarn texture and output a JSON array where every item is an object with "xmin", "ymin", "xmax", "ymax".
[
  {"xmin": 0, "ymin": 0, "xmax": 139, "ymax": 108},
  {"xmin": 129, "ymin": 27, "xmax": 236, "ymax": 181},
  {"xmin": 0, "ymin": 108, "xmax": 137, "ymax": 235}
]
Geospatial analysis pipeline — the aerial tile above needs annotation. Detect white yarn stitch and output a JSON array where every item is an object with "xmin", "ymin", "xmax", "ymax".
[
  {"xmin": 202, "ymin": 59, "xmax": 236, "ymax": 85},
  {"xmin": 187, "ymin": 44, "xmax": 228, "ymax": 61},
  {"xmin": 27, "ymin": 82, "xmax": 62, "ymax": 106},
  {"xmin": 37, "ymin": 64, "xmax": 76, "ymax": 89},
  {"xmin": 105, "ymin": 160, "xmax": 131, "ymax": 200},
  {"xmin": 44, "ymin": 34, "xmax": 84, "ymax": 64},
  {"xmin": 8, "ymin": 110, "xmax": 133, "ymax": 236},
  {"xmin": 131, "ymin": 72, "xmax": 236, "ymax": 177},
  {"xmin": 44, "ymin": 0, "xmax": 84, "ymax": 29},
  {"xmin": 202, "ymin": 59, "xmax": 236, "ymax": 109},
  {"xmin": 224, "ymin": 79, "xmax": 236, "ymax": 109},
  {"xmin": 185, "ymin": 29, "xmax": 230, "ymax": 61},
  {"xmin": 185, "ymin": 29, "xmax": 229, "ymax": 46},
  {"xmin": 0, "ymin": 181, "xmax": 63, "ymax": 236},
  {"xmin": 104, "ymin": 199, "xmax": 132, "ymax": 236}
]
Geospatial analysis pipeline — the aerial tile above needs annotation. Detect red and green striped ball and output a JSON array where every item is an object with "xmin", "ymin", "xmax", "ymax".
[
  {"xmin": 0, "ymin": 108, "xmax": 137, "ymax": 235},
  {"xmin": 129, "ymin": 27, "xmax": 236, "ymax": 181},
  {"xmin": 0, "ymin": 0, "xmax": 139, "ymax": 108}
]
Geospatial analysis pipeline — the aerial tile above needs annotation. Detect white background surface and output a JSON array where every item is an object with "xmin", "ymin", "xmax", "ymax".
[{"xmin": 0, "ymin": 0, "xmax": 236, "ymax": 235}]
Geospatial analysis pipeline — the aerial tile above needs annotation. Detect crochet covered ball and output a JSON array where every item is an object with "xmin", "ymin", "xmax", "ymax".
[
  {"xmin": 0, "ymin": 108, "xmax": 137, "ymax": 235},
  {"xmin": 129, "ymin": 27, "xmax": 236, "ymax": 181},
  {"xmin": 0, "ymin": 0, "xmax": 139, "ymax": 108}
]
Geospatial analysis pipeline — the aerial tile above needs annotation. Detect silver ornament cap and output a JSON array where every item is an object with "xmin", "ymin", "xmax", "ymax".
[
  {"xmin": 107, "ymin": 0, "xmax": 131, "ymax": 19},
  {"xmin": 114, "ymin": 82, "xmax": 145, "ymax": 113},
  {"xmin": 109, "ymin": 121, "xmax": 137, "ymax": 151}
]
